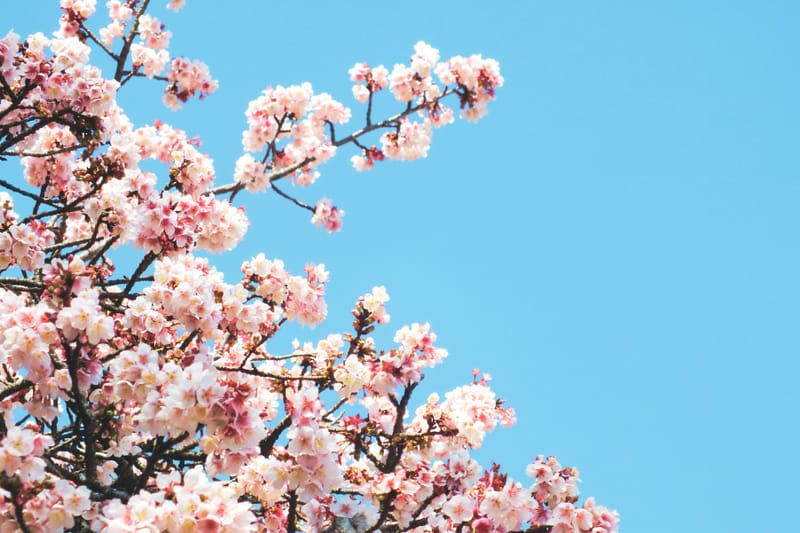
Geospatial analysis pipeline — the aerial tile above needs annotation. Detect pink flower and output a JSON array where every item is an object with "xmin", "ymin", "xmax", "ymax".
[
  {"xmin": 131, "ymin": 43, "xmax": 170, "ymax": 78},
  {"xmin": 361, "ymin": 286, "xmax": 391, "ymax": 324},
  {"xmin": 527, "ymin": 455, "xmax": 581, "ymax": 508},
  {"xmin": 380, "ymin": 119, "xmax": 433, "ymax": 161},
  {"xmin": 311, "ymin": 198, "xmax": 344, "ymax": 232},
  {"xmin": 137, "ymin": 14, "xmax": 171, "ymax": 50},
  {"xmin": 59, "ymin": 0, "xmax": 97, "ymax": 20},
  {"xmin": 106, "ymin": 0, "xmax": 132, "ymax": 21},
  {"xmin": 234, "ymin": 153, "xmax": 269, "ymax": 192},
  {"xmin": 2, "ymin": 426, "xmax": 34, "ymax": 456},
  {"xmin": 163, "ymin": 57, "xmax": 218, "ymax": 110},
  {"xmin": 56, "ymin": 288, "xmax": 113, "ymax": 344},
  {"xmin": 54, "ymin": 479, "xmax": 92, "ymax": 515},
  {"xmin": 435, "ymin": 53, "xmax": 503, "ymax": 121},
  {"xmin": 442, "ymin": 494, "xmax": 475, "ymax": 524},
  {"xmin": 352, "ymin": 84, "xmax": 370, "ymax": 103},
  {"xmin": 349, "ymin": 62, "xmax": 370, "ymax": 82},
  {"xmin": 86, "ymin": 313, "xmax": 114, "ymax": 345},
  {"xmin": 410, "ymin": 41, "xmax": 440, "ymax": 78}
]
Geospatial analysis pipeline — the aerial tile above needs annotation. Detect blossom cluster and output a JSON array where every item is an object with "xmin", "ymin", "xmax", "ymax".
[
  {"xmin": 240, "ymin": 253, "xmax": 329, "ymax": 328},
  {"xmin": 0, "ymin": 288, "xmax": 61, "ymax": 386},
  {"xmin": 0, "ymin": 219, "xmax": 54, "ymax": 271},
  {"xmin": 349, "ymin": 40, "xmax": 503, "ymax": 170},
  {"xmin": 134, "ymin": 190, "xmax": 248, "ymax": 255},
  {"xmin": 0, "ymin": 425, "xmax": 52, "ymax": 484},
  {"xmin": 163, "ymin": 57, "xmax": 218, "ymax": 110},
  {"xmin": 134, "ymin": 120, "xmax": 216, "ymax": 195},
  {"xmin": 284, "ymin": 386, "xmax": 344, "ymax": 500},
  {"xmin": 0, "ymin": 29, "xmax": 121, "ymax": 173},
  {"xmin": 237, "ymin": 83, "xmax": 350, "ymax": 194},
  {"xmin": 95, "ymin": 1, "xmax": 217, "ymax": 108},
  {"xmin": 235, "ymin": 40, "xmax": 502, "ymax": 233},
  {"xmin": 349, "ymin": 61, "xmax": 388, "ymax": 103},
  {"xmin": 94, "ymin": 468, "xmax": 255, "ymax": 532},
  {"xmin": 311, "ymin": 197, "xmax": 344, "ymax": 232},
  {"xmin": 0, "ymin": 426, "xmax": 95, "ymax": 531},
  {"xmin": 130, "ymin": 14, "xmax": 172, "ymax": 78}
]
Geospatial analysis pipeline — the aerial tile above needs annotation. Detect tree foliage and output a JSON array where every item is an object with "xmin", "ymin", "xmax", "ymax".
[{"xmin": 0, "ymin": 1, "xmax": 618, "ymax": 532}]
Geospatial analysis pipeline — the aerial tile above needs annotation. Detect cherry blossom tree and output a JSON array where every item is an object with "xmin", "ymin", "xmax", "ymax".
[{"xmin": 0, "ymin": 1, "xmax": 619, "ymax": 532}]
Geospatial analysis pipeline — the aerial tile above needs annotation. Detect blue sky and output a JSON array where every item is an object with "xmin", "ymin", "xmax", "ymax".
[{"xmin": 5, "ymin": 1, "xmax": 800, "ymax": 531}]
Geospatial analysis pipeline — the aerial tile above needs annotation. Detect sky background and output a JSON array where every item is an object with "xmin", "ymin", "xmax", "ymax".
[{"xmin": 5, "ymin": 1, "xmax": 800, "ymax": 531}]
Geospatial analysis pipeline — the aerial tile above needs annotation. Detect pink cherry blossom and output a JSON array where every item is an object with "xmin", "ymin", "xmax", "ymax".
[
  {"xmin": 234, "ymin": 153, "xmax": 269, "ymax": 192},
  {"xmin": 381, "ymin": 118, "xmax": 433, "ymax": 161},
  {"xmin": 60, "ymin": 0, "xmax": 97, "ymax": 21},
  {"xmin": 131, "ymin": 43, "xmax": 170, "ymax": 78},
  {"xmin": 311, "ymin": 198, "xmax": 344, "ymax": 232},
  {"xmin": 163, "ymin": 57, "xmax": 218, "ymax": 110},
  {"xmin": 442, "ymin": 494, "xmax": 476, "ymax": 524}
]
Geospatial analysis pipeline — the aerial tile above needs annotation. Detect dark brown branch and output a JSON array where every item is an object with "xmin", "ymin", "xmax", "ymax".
[
  {"xmin": 271, "ymin": 183, "xmax": 314, "ymax": 212},
  {"xmin": 43, "ymin": 455, "xmax": 130, "ymax": 501},
  {"xmin": 0, "ymin": 178, "xmax": 60, "ymax": 207},
  {"xmin": 22, "ymin": 177, "xmax": 109, "ymax": 224},
  {"xmin": 135, "ymin": 432, "xmax": 189, "ymax": 492},
  {"xmin": 382, "ymin": 383, "xmax": 417, "ymax": 472},
  {"xmin": 286, "ymin": 490, "xmax": 299, "ymax": 533},
  {"xmin": 113, "ymin": 251, "xmax": 156, "ymax": 303},
  {"xmin": 0, "ymin": 278, "xmax": 44, "ymax": 289},
  {"xmin": 65, "ymin": 344, "xmax": 99, "ymax": 486},
  {"xmin": 78, "ymin": 20, "xmax": 118, "ymax": 60},
  {"xmin": 260, "ymin": 414, "xmax": 291, "ymax": 457},
  {"xmin": 366, "ymin": 89, "xmax": 375, "ymax": 126},
  {"xmin": 0, "ymin": 108, "xmax": 81, "ymax": 155},
  {"xmin": 119, "ymin": 70, "xmax": 169, "ymax": 82},
  {"xmin": 9, "ymin": 488, "xmax": 33, "ymax": 533},
  {"xmin": 216, "ymin": 365, "xmax": 327, "ymax": 382},
  {"xmin": 44, "ymin": 237, "xmax": 94, "ymax": 253},
  {"xmin": 0, "ymin": 379, "xmax": 33, "ymax": 402},
  {"xmin": 7, "ymin": 144, "xmax": 83, "ymax": 158},
  {"xmin": 114, "ymin": 0, "xmax": 152, "ymax": 82},
  {"xmin": 86, "ymin": 234, "xmax": 120, "ymax": 265}
]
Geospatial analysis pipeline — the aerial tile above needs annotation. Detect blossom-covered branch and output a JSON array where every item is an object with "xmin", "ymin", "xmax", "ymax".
[{"xmin": 0, "ymin": 1, "xmax": 618, "ymax": 532}]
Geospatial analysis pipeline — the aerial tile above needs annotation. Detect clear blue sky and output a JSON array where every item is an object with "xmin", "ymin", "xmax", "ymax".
[{"xmin": 5, "ymin": 2, "xmax": 800, "ymax": 531}]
